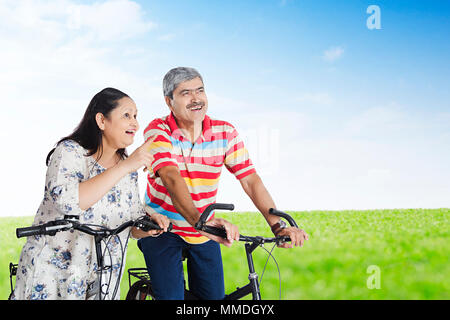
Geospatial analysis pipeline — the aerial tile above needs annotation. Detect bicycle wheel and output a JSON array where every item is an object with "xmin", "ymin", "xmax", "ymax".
[{"xmin": 126, "ymin": 280, "xmax": 155, "ymax": 300}]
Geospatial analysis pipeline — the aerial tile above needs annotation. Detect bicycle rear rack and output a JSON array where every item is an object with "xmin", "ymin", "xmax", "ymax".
[{"xmin": 127, "ymin": 267, "xmax": 150, "ymax": 288}]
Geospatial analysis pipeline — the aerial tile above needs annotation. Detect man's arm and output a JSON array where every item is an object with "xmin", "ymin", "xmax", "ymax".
[
  {"xmin": 238, "ymin": 172, "xmax": 279, "ymax": 227},
  {"xmin": 157, "ymin": 165, "xmax": 239, "ymax": 246},
  {"xmin": 158, "ymin": 166, "xmax": 201, "ymax": 226},
  {"xmin": 239, "ymin": 172, "xmax": 309, "ymax": 247}
]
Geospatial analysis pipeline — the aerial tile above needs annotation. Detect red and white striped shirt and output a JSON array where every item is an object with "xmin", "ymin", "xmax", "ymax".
[{"xmin": 143, "ymin": 112, "xmax": 256, "ymax": 244}]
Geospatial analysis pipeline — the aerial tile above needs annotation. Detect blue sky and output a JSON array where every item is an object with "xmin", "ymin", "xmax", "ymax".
[
  {"xmin": 0, "ymin": 0, "xmax": 449, "ymax": 216},
  {"xmin": 131, "ymin": 0, "xmax": 450, "ymax": 110}
]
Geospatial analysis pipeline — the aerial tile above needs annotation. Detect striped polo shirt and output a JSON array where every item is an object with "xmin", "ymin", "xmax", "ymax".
[{"xmin": 143, "ymin": 112, "xmax": 256, "ymax": 244}]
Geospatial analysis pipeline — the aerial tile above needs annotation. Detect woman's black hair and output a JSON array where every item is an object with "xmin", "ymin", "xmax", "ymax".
[{"xmin": 46, "ymin": 87, "xmax": 130, "ymax": 166}]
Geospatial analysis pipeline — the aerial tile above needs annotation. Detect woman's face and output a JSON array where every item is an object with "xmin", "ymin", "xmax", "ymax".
[{"xmin": 100, "ymin": 97, "xmax": 139, "ymax": 150}]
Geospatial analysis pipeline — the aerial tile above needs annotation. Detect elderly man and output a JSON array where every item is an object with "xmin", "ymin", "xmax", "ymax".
[{"xmin": 138, "ymin": 67, "xmax": 308, "ymax": 300}]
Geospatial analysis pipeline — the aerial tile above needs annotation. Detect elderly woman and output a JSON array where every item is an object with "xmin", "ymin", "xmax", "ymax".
[{"xmin": 12, "ymin": 88, "xmax": 170, "ymax": 300}]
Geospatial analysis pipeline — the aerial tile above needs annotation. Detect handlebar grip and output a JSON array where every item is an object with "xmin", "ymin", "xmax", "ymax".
[
  {"xmin": 17, "ymin": 220, "xmax": 73, "ymax": 238},
  {"xmin": 211, "ymin": 203, "xmax": 235, "ymax": 211},
  {"xmin": 201, "ymin": 225, "xmax": 228, "ymax": 239},
  {"xmin": 138, "ymin": 216, "xmax": 173, "ymax": 232},
  {"xmin": 269, "ymin": 208, "xmax": 298, "ymax": 228},
  {"xmin": 16, "ymin": 225, "xmax": 45, "ymax": 238},
  {"xmin": 139, "ymin": 218, "xmax": 160, "ymax": 232},
  {"xmin": 196, "ymin": 203, "xmax": 235, "ymax": 229}
]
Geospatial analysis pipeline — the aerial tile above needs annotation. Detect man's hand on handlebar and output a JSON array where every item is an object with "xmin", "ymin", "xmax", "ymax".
[
  {"xmin": 199, "ymin": 217, "xmax": 239, "ymax": 248},
  {"xmin": 276, "ymin": 227, "xmax": 309, "ymax": 248},
  {"xmin": 193, "ymin": 203, "xmax": 307, "ymax": 249}
]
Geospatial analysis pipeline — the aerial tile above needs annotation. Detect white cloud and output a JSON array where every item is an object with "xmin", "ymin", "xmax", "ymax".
[
  {"xmin": 0, "ymin": 0, "xmax": 162, "ymax": 217},
  {"xmin": 1, "ymin": 0, "xmax": 155, "ymax": 41},
  {"xmin": 0, "ymin": 0, "xmax": 157, "ymax": 92},
  {"xmin": 157, "ymin": 33, "xmax": 176, "ymax": 42},
  {"xmin": 67, "ymin": 0, "xmax": 156, "ymax": 41},
  {"xmin": 323, "ymin": 45, "xmax": 344, "ymax": 62},
  {"xmin": 343, "ymin": 104, "xmax": 405, "ymax": 137},
  {"xmin": 295, "ymin": 92, "xmax": 333, "ymax": 105}
]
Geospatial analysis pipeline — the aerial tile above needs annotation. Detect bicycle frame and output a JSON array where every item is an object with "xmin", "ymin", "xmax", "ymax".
[
  {"xmin": 224, "ymin": 241, "xmax": 262, "ymax": 300},
  {"xmin": 125, "ymin": 203, "xmax": 299, "ymax": 301},
  {"xmin": 195, "ymin": 203, "xmax": 296, "ymax": 300},
  {"xmin": 127, "ymin": 240, "xmax": 266, "ymax": 300},
  {"xmin": 69, "ymin": 219, "xmax": 136, "ymax": 300},
  {"xmin": 91, "ymin": 234, "xmax": 109, "ymax": 300}
]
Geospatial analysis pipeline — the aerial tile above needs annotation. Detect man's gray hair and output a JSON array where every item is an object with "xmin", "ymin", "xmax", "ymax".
[{"xmin": 163, "ymin": 67, "xmax": 203, "ymax": 99}]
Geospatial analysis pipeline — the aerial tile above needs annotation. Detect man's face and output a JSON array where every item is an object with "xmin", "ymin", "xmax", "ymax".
[{"xmin": 165, "ymin": 76, "xmax": 208, "ymax": 125}]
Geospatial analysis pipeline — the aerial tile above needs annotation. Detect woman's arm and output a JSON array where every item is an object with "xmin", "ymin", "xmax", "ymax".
[
  {"xmin": 78, "ymin": 161, "xmax": 129, "ymax": 210},
  {"xmin": 79, "ymin": 139, "xmax": 155, "ymax": 210}
]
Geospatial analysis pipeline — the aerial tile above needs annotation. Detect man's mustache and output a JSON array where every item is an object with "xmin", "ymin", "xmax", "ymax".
[{"xmin": 186, "ymin": 101, "xmax": 205, "ymax": 109}]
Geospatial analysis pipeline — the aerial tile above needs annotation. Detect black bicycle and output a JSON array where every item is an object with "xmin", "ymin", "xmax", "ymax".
[
  {"xmin": 12, "ymin": 215, "xmax": 169, "ymax": 300},
  {"xmin": 126, "ymin": 203, "xmax": 299, "ymax": 300}
]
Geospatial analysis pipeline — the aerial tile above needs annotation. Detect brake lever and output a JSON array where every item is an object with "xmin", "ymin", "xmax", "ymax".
[
  {"xmin": 275, "ymin": 235, "xmax": 291, "ymax": 246},
  {"xmin": 44, "ymin": 220, "xmax": 74, "ymax": 236}
]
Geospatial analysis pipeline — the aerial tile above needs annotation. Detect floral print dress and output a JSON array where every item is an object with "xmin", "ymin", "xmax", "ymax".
[{"xmin": 11, "ymin": 140, "xmax": 145, "ymax": 300}]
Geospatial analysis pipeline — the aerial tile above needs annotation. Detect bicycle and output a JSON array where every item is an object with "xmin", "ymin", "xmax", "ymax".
[
  {"xmin": 126, "ymin": 203, "xmax": 299, "ymax": 300},
  {"xmin": 12, "ymin": 214, "xmax": 169, "ymax": 300}
]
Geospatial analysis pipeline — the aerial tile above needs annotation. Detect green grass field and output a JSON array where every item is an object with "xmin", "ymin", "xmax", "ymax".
[{"xmin": 1, "ymin": 209, "xmax": 449, "ymax": 300}]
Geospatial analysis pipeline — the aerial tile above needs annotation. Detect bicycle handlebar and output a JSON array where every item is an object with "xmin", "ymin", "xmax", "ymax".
[
  {"xmin": 194, "ymin": 203, "xmax": 298, "ymax": 245},
  {"xmin": 15, "ymin": 215, "xmax": 172, "ymax": 301},
  {"xmin": 16, "ymin": 215, "xmax": 171, "ymax": 239},
  {"xmin": 16, "ymin": 220, "xmax": 73, "ymax": 238},
  {"xmin": 201, "ymin": 224, "xmax": 291, "ymax": 245},
  {"xmin": 269, "ymin": 208, "xmax": 298, "ymax": 228},
  {"xmin": 194, "ymin": 203, "xmax": 235, "ymax": 230}
]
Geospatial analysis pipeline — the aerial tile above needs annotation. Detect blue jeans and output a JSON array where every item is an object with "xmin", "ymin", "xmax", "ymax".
[{"xmin": 137, "ymin": 232, "xmax": 225, "ymax": 300}]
